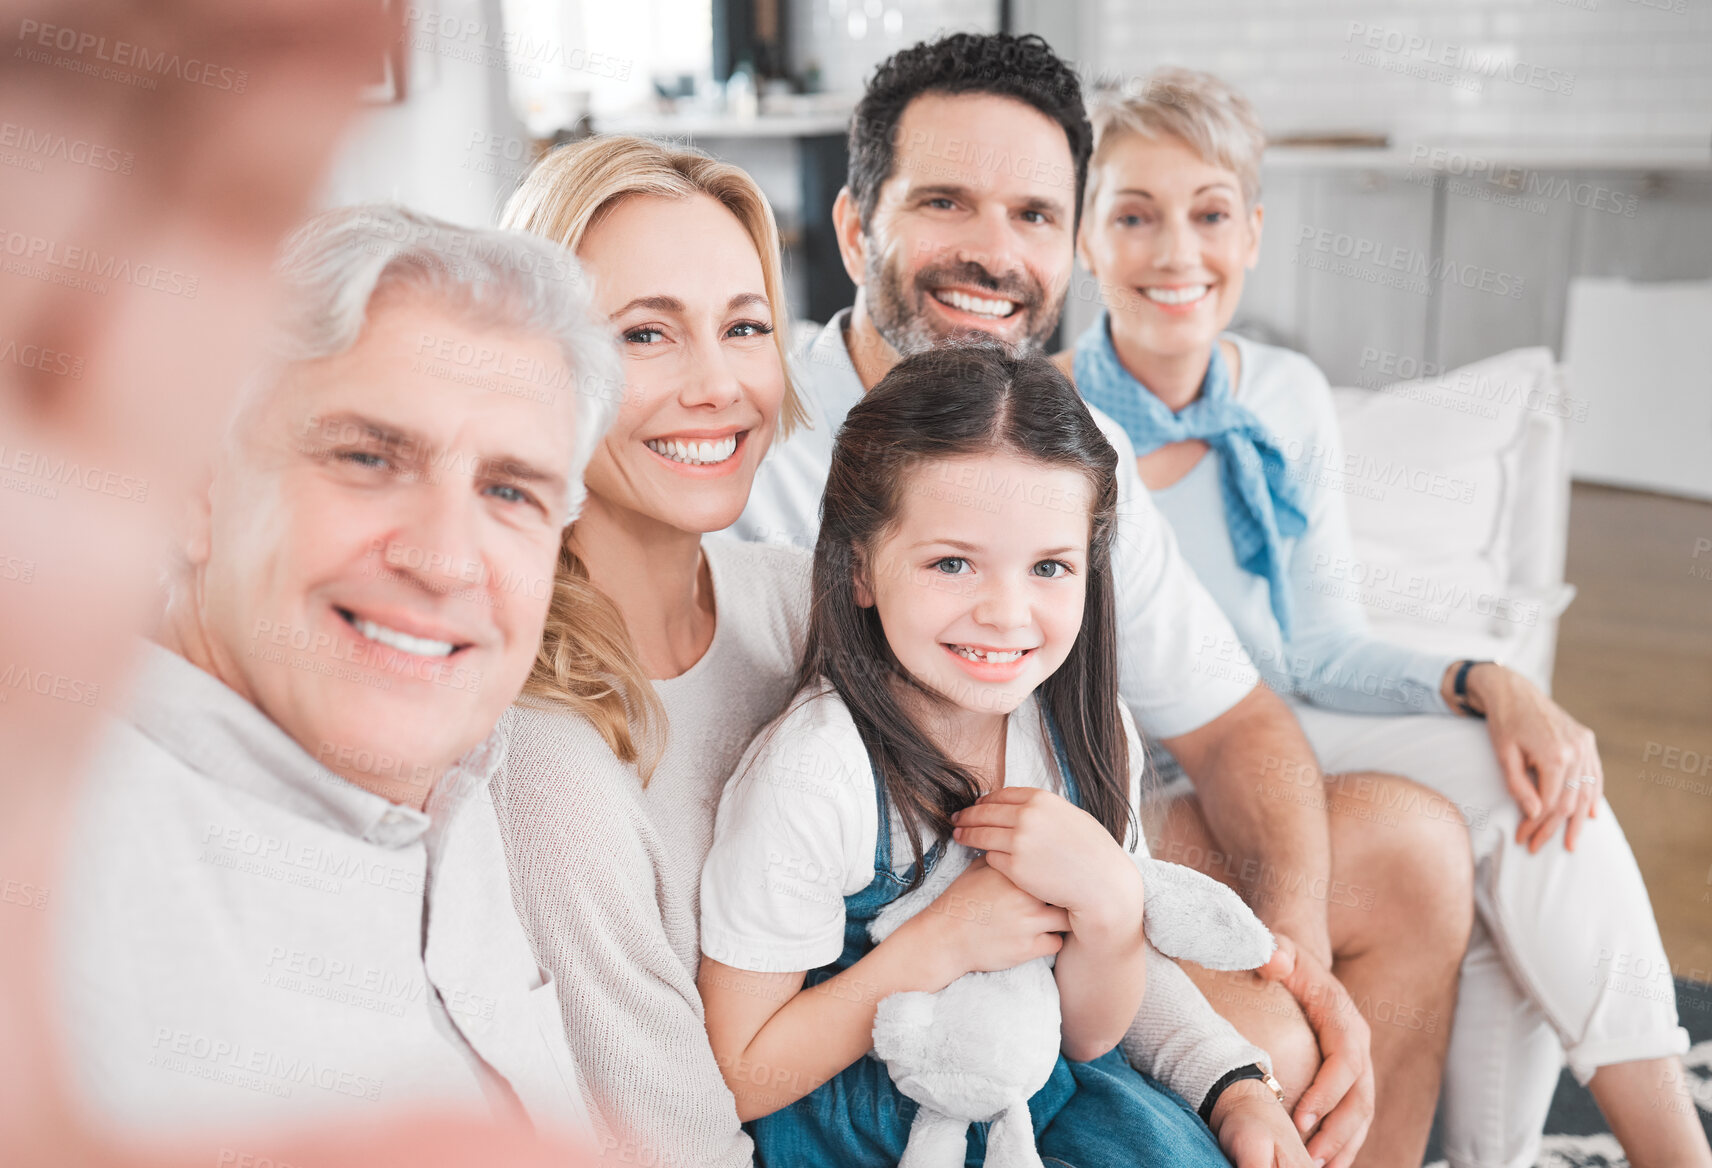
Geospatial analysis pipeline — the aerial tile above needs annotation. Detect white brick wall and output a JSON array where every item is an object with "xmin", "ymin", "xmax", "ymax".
[{"xmin": 1083, "ymin": 0, "xmax": 1712, "ymax": 146}]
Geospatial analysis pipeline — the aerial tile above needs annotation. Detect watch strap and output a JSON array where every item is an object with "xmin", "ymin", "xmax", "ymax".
[
  {"xmin": 1198, "ymin": 1063, "xmax": 1279, "ymax": 1124},
  {"xmin": 1453, "ymin": 658, "xmax": 1493, "ymax": 719}
]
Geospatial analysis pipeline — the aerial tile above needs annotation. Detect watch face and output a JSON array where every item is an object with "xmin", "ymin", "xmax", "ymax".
[{"xmin": 1261, "ymin": 1071, "xmax": 1286, "ymax": 1103}]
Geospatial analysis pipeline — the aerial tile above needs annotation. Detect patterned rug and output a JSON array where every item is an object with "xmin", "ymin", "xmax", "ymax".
[{"xmin": 1421, "ymin": 978, "xmax": 1712, "ymax": 1166}]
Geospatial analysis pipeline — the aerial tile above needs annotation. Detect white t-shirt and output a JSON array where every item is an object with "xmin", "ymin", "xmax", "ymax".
[
  {"xmin": 698, "ymin": 688, "xmax": 1146, "ymax": 976},
  {"xmin": 697, "ymin": 681, "xmax": 1275, "ymax": 1113},
  {"xmin": 725, "ymin": 311, "xmax": 1258, "ymax": 740}
]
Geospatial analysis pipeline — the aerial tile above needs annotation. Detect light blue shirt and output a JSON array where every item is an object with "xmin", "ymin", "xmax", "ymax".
[{"xmin": 1150, "ymin": 335, "xmax": 1458, "ymax": 715}]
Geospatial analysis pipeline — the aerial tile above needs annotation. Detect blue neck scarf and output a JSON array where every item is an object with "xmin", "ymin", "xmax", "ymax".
[{"xmin": 1073, "ymin": 312, "xmax": 1308, "ymax": 639}]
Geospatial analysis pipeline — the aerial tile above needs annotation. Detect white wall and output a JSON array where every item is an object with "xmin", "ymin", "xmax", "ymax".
[
  {"xmin": 1036, "ymin": 0, "xmax": 1712, "ymax": 401},
  {"xmin": 1563, "ymin": 278, "xmax": 1712, "ymax": 502},
  {"xmin": 318, "ymin": 0, "xmax": 531, "ymax": 228},
  {"xmin": 1077, "ymin": 0, "xmax": 1712, "ymax": 146}
]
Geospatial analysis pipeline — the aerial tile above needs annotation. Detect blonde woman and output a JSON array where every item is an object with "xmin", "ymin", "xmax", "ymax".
[
  {"xmin": 488, "ymin": 136, "xmax": 811, "ymax": 1168},
  {"xmin": 1063, "ymin": 69, "xmax": 1707, "ymax": 1168}
]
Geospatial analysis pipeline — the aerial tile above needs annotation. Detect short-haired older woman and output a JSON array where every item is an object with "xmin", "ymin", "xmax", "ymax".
[
  {"xmin": 1063, "ymin": 69, "xmax": 1708, "ymax": 1168},
  {"xmin": 487, "ymin": 137, "xmax": 809, "ymax": 1168}
]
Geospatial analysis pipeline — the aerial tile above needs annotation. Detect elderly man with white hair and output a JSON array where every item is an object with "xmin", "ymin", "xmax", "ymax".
[{"xmin": 49, "ymin": 204, "xmax": 619, "ymax": 1149}]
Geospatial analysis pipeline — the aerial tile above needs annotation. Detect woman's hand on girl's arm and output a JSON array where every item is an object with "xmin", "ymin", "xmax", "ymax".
[
  {"xmin": 697, "ymin": 858, "xmax": 1069, "ymax": 1121},
  {"xmin": 951, "ymin": 788, "xmax": 1148, "ymax": 1059},
  {"xmin": 1209, "ymin": 1080, "xmax": 1315, "ymax": 1168}
]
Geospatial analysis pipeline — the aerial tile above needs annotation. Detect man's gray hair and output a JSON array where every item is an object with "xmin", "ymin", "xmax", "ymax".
[{"xmin": 247, "ymin": 202, "xmax": 622, "ymax": 525}]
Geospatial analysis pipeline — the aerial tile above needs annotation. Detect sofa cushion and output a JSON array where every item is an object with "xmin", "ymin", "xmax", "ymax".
[{"xmin": 1328, "ymin": 347, "xmax": 1568, "ymax": 651}]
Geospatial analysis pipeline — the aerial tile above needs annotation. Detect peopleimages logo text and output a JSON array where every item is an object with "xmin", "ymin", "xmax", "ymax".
[
  {"xmin": 1344, "ymin": 22, "xmax": 1575, "ymax": 94},
  {"xmin": 1406, "ymin": 147, "xmax": 1638, "ymax": 219},
  {"xmin": 1296, "ymin": 226, "xmax": 1526, "ymax": 300},
  {"xmin": 0, "ymin": 442, "xmax": 148, "ymax": 501},
  {"xmin": 0, "ymin": 121, "xmax": 133, "ymax": 173},
  {"xmin": 16, "ymin": 19, "xmax": 249, "ymax": 91},
  {"xmin": 0, "ymin": 230, "xmax": 198, "ymax": 298}
]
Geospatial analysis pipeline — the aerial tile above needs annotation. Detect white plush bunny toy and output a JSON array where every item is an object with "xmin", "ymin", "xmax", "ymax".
[{"xmin": 866, "ymin": 841, "xmax": 1275, "ymax": 1168}]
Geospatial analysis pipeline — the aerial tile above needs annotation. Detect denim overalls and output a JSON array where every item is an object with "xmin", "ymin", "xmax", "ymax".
[{"xmin": 746, "ymin": 717, "xmax": 1230, "ymax": 1168}]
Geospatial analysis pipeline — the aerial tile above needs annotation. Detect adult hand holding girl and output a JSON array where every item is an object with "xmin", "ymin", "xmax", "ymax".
[{"xmin": 1256, "ymin": 933, "xmax": 1374, "ymax": 1168}]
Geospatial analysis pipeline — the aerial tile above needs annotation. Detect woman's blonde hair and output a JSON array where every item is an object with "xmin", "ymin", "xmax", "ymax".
[
  {"xmin": 1086, "ymin": 67, "xmax": 1266, "ymax": 213},
  {"xmin": 499, "ymin": 135, "xmax": 805, "ymax": 774}
]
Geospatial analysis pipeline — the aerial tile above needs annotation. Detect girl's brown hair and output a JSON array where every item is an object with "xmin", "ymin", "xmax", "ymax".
[
  {"xmin": 500, "ymin": 135, "xmax": 806, "ymax": 771},
  {"xmin": 803, "ymin": 344, "xmax": 1133, "ymax": 886}
]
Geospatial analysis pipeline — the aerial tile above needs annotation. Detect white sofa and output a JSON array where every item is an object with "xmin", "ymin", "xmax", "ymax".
[{"xmin": 1328, "ymin": 347, "xmax": 1577, "ymax": 693}]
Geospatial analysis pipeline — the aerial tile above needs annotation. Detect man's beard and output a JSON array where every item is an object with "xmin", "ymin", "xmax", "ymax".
[{"xmin": 863, "ymin": 244, "xmax": 1062, "ymax": 358}]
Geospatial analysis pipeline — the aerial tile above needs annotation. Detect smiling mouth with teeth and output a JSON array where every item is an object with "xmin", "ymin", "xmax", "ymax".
[
  {"xmin": 1140, "ymin": 284, "xmax": 1212, "ymax": 306},
  {"xmin": 644, "ymin": 433, "xmax": 741, "ymax": 467},
  {"xmin": 337, "ymin": 608, "xmax": 466, "ymax": 659},
  {"xmin": 932, "ymin": 288, "xmax": 1020, "ymax": 320},
  {"xmin": 947, "ymin": 644, "xmax": 1031, "ymax": 664}
]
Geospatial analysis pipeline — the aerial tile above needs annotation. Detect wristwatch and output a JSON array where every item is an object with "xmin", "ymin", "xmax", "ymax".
[
  {"xmin": 1452, "ymin": 658, "xmax": 1495, "ymax": 719},
  {"xmin": 1198, "ymin": 1062, "xmax": 1286, "ymax": 1123}
]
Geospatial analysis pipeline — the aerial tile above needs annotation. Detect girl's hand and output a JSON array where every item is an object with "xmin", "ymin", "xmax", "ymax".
[
  {"xmin": 1455, "ymin": 663, "xmax": 1604, "ymax": 853},
  {"xmin": 949, "ymin": 787, "xmax": 1144, "ymax": 939},
  {"xmin": 907, "ymin": 854, "xmax": 1070, "ymax": 980},
  {"xmin": 1209, "ymin": 1079, "xmax": 1315, "ymax": 1168}
]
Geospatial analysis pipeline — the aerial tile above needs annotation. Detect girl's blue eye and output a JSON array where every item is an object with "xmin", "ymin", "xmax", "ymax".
[
  {"xmin": 933, "ymin": 557, "xmax": 968, "ymax": 574},
  {"xmin": 1116, "ymin": 214, "xmax": 1143, "ymax": 228},
  {"xmin": 624, "ymin": 327, "xmax": 664, "ymax": 345},
  {"xmin": 1201, "ymin": 211, "xmax": 1229, "ymax": 225},
  {"xmin": 1032, "ymin": 559, "xmax": 1070, "ymax": 578}
]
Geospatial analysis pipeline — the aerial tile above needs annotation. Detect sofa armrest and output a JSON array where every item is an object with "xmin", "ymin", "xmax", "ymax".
[
  {"xmin": 1506, "ymin": 367, "xmax": 1574, "ymax": 595},
  {"xmin": 1495, "ymin": 367, "xmax": 1577, "ymax": 691}
]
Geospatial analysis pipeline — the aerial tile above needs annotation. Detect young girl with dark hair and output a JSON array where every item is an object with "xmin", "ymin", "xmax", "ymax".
[{"xmin": 697, "ymin": 346, "xmax": 1309, "ymax": 1167}]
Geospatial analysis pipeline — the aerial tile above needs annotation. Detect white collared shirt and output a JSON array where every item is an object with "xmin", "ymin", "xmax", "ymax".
[
  {"xmin": 726, "ymin": 310, "xmax": 1259, "ymax": 740},
  {"xmin": 53, "ymin": 643, "xmax": 589, "ymax": 1140}
]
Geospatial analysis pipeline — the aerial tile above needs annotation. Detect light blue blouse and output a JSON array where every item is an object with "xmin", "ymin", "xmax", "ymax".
[{"xmin": 1147, "ymin": 335, "xmax": 1458, "ymax": 716}]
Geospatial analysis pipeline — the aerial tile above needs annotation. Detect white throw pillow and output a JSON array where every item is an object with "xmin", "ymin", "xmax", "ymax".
[{"xmin": 1329, "ymin": 348, "xmax": 1554, "ymax": 642}]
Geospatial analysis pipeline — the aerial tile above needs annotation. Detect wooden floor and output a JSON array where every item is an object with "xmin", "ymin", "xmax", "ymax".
[{"xmin": 1552, "ymin": 483, "xmax": 1712, "ymax": 977}]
